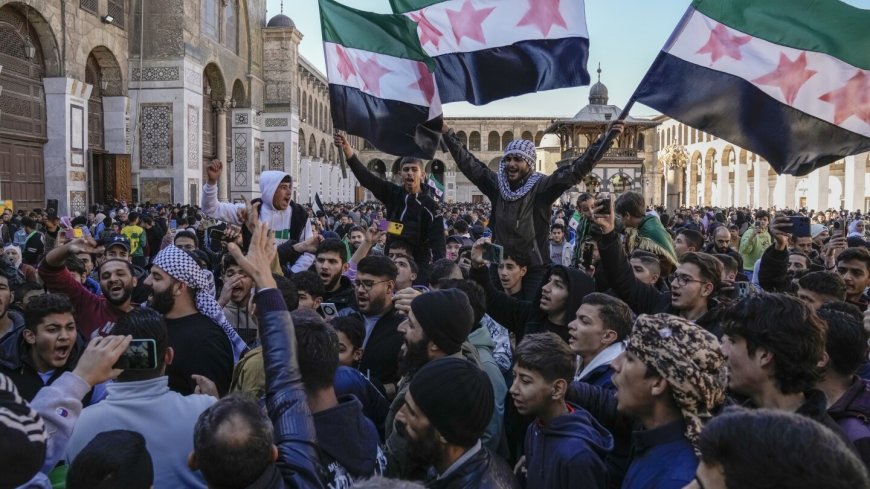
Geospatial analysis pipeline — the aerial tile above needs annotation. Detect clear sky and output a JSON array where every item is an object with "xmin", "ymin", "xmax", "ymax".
[{"xmin": 266, "ymin": 0, "xmax": 870, "ymax": 118}]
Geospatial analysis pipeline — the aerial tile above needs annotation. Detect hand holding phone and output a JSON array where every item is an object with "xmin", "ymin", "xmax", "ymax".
[
  {"xmin": 112, "ymin": 339, "xmax": 158, "ymax": 370},
  {"xmin": 320, "ymin": 302, "xmax": 338, "ymax": 320},
  {"xmin": 481, "ymin": 242, "xmax": 504, "ymax": 264}
]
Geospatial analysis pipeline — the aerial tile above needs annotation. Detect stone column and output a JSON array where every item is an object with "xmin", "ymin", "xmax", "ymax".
[
  {"xmin": 807, "ymin": 164, "xmax": 830, "ymax": 210},
  {"xmin": 844, "ymin": 154, "xmax": 867, "ymax": 211},
  {"xmin": 214, "ymin": 100, "xmax": 230, "ymax": 202},
  {"xmin": 716, "ymin": 162, "xmax": 729, "ymax": 206},
  {"xmin": 703, "ymin": 162, "xmax": 713, "ymax": 206},
  {"xmin": 734, "ymin": 160, "xmax": 748, "ymax": 207},
  {"xmin": 43, "ymin": 77, "xmax": 92, "ymax": 216},
  {"xmin": 753, "ymin": 159, "xmax": 770, "ymax": 209},
  {"xmin": 773, "ymin": 174, "xmax": 796, "ymax": 209}
]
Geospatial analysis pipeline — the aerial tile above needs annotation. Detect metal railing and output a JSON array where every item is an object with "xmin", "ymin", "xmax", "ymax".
[{"xmin": 561, "ymin": 146, "xmax": 638, "ymax": 160}]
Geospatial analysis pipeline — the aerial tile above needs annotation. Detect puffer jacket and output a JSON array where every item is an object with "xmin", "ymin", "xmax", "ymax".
[
  {"xmin": 254, "ymin": 289, "xmax": 327, "ymax": 489},
  {"xmin": 346, "ymin": 154, "xmax": 445, "ymax": 269},
  {"xmin": 444, "ymin": 129, "xmax": 610, "ymax": 267},
  {"xmin": 426, "ymin": 445, "xmax": 519, "ymax": 489}
]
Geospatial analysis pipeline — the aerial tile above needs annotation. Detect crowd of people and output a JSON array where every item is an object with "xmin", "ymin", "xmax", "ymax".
[{"xmin": 1, "ymin": 122, "xmax": 869, "ymax": 489}]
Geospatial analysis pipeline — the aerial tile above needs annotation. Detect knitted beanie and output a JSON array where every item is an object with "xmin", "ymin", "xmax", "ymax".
[
  {"xmin": 410, "ymin": 289, "xmax": 474, "ymax": 355},
  {"xmin": 408, "ymin": 357, "xmax": 494, "ymax": 447}
]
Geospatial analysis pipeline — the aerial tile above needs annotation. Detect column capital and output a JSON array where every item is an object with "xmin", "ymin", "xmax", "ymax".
[{"xmin": 212, "ymin": 98, "xmax": 235, "ymax": 113}]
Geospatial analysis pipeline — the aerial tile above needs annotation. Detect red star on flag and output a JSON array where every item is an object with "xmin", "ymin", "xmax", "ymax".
[
  {"xmin": 516, "ymin": 0, "xmax": 567, "ymax": 37},
  {"xmin": 357, "ymin": 55, "xmax": 393, "ymax": 97},
  {"xmin": 335, "ymin": 45, "xmax": 357, "ymax": 82},
  {"xmin": 445, "ymin": 0, "xmax": 496, "ymax": 45},
  {"xmin": 819, "ymin": 70, "xmax": 870, "ymax": 126},
  {"xmin": 409, "ymin": 10, "xmax": 443, "ymax": 49},
  {"xmin": 696, "ymin": 23, "xmax": 751, "ymax": 64},
  {"xmin": 752, "ymin": 52, "xmax": 817, "ymax": 105},
  {"xmin": 409, "ymin": 61, "xmax": 436, "ymax": 105}
]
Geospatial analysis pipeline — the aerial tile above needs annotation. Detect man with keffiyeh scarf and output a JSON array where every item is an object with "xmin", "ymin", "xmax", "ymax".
[{"xmin": 442, "ymin": 121, "xmax": 623, "ymax": 291}]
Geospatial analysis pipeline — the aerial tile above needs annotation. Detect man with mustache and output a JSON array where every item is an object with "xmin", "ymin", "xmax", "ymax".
[
  {"xmin": 39, "ymin": 237, "xmax": 137, "ymax": 339},
  {"xmin": 442, "ymin": 121, "xmax": 623, "ymax": 294}
]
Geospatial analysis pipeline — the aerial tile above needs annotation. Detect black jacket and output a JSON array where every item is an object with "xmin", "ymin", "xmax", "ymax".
[
  {"xmin": 323, "ymin": 276, "xmax": 356, "ymax": 313},
  {"xmin": 470, "ymin": 264, "xmax": 593, "ymax": 344},
  {"xmin": 346, "ymin": 154, "xmax": 445, "ymax": 269},
  {"xmin": 444, "ymin": 129, "xmax": 610, "ymax": 267},
  {"xmin": 348, "ymin": 306, "xmax": 405, "ymax": 389},
  {"xmin": 427, "ymin": 446, "xmax": 519, "ymax": 489},
  {"xmin": 313, "ymin": 395, "xmax": 384, "ymax": 486}
]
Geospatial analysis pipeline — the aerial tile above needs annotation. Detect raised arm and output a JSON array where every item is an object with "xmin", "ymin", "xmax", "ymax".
[
  {"xmin": 335, "ymin": 134, "xmax": 394, "ymax": 205},
  {"xmin": 538, "ymin": 122, "xmax": 624, "ymax": 203},
  {"xmin": 441, "ymin": 124, "xmax": 499, "ymax": 198},
  {"xmin": 201, "ymin": 159, "xmax": 243, "ymax": 224},
  {"xmin": 229, "ymin": 223, "xmax": 325, "ymax": 489}
]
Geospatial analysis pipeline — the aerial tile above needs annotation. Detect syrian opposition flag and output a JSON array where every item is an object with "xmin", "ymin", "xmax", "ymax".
[
  {"xmin": 634, "ymin": 0, "xmax": 870, "ymax": 176},
  {"xmin": 426, "ymin": 173, "xmax": 445, "ymax": 200},
  {"xmin": 320, "ymin": 0, "xmax": 443, "ymax": 159},
  {"xmin": 313, "ymin": 193, "xmax": 325, "ymax": 216},
  {"xmin": 390, "ymin": 0, "xmax": 590, "ymax": 105}
]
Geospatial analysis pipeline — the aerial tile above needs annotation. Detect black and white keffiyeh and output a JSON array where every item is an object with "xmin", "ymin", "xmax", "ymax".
[
  {"xmin": 497, "ymin": 139, "xmax": 543, "ymax": 202},
  {"xmin": 153, "ymin": 246, "xmax": 247, "ymax": 361}
]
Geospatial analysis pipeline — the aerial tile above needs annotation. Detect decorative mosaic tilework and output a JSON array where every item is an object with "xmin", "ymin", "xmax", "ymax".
[
  {"xmin": 132, "ymin": 66, "xmax": 180, "ymax": 81},
  {"xmin": 140, "ymin": 104, "xmax": 173, "ymax": 168},
  {"xmin": 265, "ymin": 117, "xmax": 288, "ymax": 127},
  {"xmin": 188, "ymin": 105, "xmax": 199, "ymax": 169},
  {"xmin": 269, "ymin": 142, "xmax": 284, "ymax": 170}
]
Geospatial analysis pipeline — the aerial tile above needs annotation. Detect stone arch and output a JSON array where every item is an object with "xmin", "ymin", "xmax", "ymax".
[
  {"xmin": 368, "ymin": 159, "xmax": 387, "ymax": 176},
  {"xmin": 308, "ymin": 134, "xmax": 316, "ymax": 157},
  {"xmin": 521, "ymin": 130, "xmax": 533, "ymax": 142},
  {"xmin": 502, "ymin": 131, "xmax": 514, "ymax": 148},
  {"xmin": 203, "ymin": 63, "xmax": 227, "ymax": 100},
  {"xmin": 1, "ymin": 4, "xmax": 61, "ymax": 77},
  {"xmin": 610, "ymin": 172, "xmax": 634, "ymax": 193},
  {"xmin": 468, "ymin": 131, "xmax": 480, "ymax": 151},
  {"xmin": 487, "ymin": 131, "xmax": 500, "ymax": 151},
  {"xmin": 231, "ymin": 79, "xmax": 247, "ymax": 107},
  {"xmin": 319, "ymin": 139, "xmax": 326, "ymax": 159},
  {"xmin": 85, "ymin": 45, "xmax": 124, "ymax": 96},
  {"xmin": 301, "ymin": 92, "xmax": 307, "ymax": 121},
  {"xmin": 488, "ymin": 157, "xmax": 501, "ymax": 171},
  {"xmin": 535, "ymin": 131, "xmax": 544, "ymax": 146},
  {"xmin": 328, "ymin": 144, "xmax": 335, "ymax": 163},
  {"xmin": 299, "ymin": 129, "xmax": 306, "ymax": 156},
  {"xmin": 582, "ymin": 174, "xmax": 601, "ymax": 193},
  {"xmin": 456, "ymin": 131, "xmax": 467, "ymax": 147}
]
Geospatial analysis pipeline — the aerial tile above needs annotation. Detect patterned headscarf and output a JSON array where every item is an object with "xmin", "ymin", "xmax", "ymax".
[
  {"xmin": 625, "ymin": 314, "xmax": 726, "ymax": 454},
  {"xmin": 152, "ymin": 246, "xmax": 247, "ymax": 361},
  {"xmin": 497, "ymin": 139, "xmax": 542, "ymax": 201}
]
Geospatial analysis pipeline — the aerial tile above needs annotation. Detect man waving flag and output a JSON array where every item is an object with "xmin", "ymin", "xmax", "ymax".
[
  {"xmin": 390, "ymin": 0, "xmax": 590, "ymax": 105},
  {"xmin": 633, "ymin": 0, "xmax": 870, "ymax": 176},
  {"xmin": 321, "ymin": 0, "xmax": 443, "ymax": 159}
]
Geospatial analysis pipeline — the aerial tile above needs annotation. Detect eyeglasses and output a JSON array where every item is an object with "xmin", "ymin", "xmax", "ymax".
[
  {"xmin": 671, "ymin": 273, "xmax": 709, "ymax": 287},
  {"xmin": 353, "ymin": 279, "xmax": 390, "ymax": 291}
]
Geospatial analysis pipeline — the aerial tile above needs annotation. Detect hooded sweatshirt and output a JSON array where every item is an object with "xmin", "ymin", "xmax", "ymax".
[
  {"xmin": 470, "ymin": 264, "xmax": 593, "ymax": 344},
  {"xmin": 523, "ymin": 403, "xmax": 613, "ymax": 489},
  {"xmin": 313, "ymin": 394, "xmax": 385, "ymax": 486},
  {"xmin": 201, "ymin": 171, "xmax": 312, "ymax": 245}
]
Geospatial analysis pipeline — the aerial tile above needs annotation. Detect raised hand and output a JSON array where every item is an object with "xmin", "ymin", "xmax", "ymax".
[
  {"xmin": 206, "ymin": 159, "xmax": 223, "ymax": 186},
  {"xmin": 72, "ymin": 335, "xmax": 132, "ymax": 387},
  {"xmin": 228, "ymin": 221, "xmax": 277, "ymax": 290},
  {"xmin": 591, "ymin": 196, "xmax": 615, "ymax": 236}
]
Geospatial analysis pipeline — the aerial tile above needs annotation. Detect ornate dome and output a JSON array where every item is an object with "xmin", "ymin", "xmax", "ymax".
[
  {"xmin": 588, "ymin": 64, "xmax": 608, "ymax": 105},
  {"xmin": 267, "ymin": 14, "xmax": 295, "ymax": 28}
]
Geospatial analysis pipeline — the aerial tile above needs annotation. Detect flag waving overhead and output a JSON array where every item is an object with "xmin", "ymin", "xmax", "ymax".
[
  {"xmin": 633, "ymin": 0, "xmax": 870, "ymax": 176},
  {"xmin": 390, "ymin": 0, "xmax": 590, "ymax": 105},
  {"xmin": 320, "ymin": 0, "xmax": 443, "ymax": 159}
]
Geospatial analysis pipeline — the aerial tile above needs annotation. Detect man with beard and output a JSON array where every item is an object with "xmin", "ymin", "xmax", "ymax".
[
  {"xmin": 704, "ymin": 225, "xmax": 744, "ymax": 272},
  {"xmin": 384, "ymin": 289, "xmax": 476, "ymax": 478},
  {"xmin": 0, "ymin": 267, "xmax": 24, "ymax": 342},
  {"xmin": 339, "ymin": 256, "xmax": 404, "ymax": 397},
  {"xmin": 39, "ymin": 237, "xmax": 137, "ymax": 338},
  {"xmin": 442, "ymin": 121, "xmax": 623, "ymax": 295},
  {"xmin": 348, "ymin": 226, "xmax": 366, "ymax": 254},
  {"xmin": 315, "ymin": 238, "xmax": 356, "ymax": 313},
  {"xmin": 144, "ymin": 246, "xmax": 242, "ymax": 396},
  {"xmin": 335, "ymin": 134, "xmax": 446, "ymax": 278},
  {"xmin": 394, "ymin": 357, "xmax": 517, "ymax": 488}
]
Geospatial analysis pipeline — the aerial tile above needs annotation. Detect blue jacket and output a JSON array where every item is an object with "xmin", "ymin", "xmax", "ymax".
[
  {"xmin": 522, "ymin": 403, "xmax": 613, "ymax": 489},
  {"xmin": 580, "ymin": 364, "xmax": 617, "ymax": 391},
  {"xmin": 333, "ymin": 366, "xmax": 389, "ymax": 441},
  {"xmin": 313, "ymin": 395, "xmax": 385, "ymax": 486},
  {"xmin": 255, "ymin": 289, "xmax": 327, "ymax": 488},
  {"xmin": 621, "ymin": 420, "xmax": 697, "ymax": 489}
]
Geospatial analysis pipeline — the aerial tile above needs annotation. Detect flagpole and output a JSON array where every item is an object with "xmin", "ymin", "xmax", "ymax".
[{"xmin": 590, "ymin": 98, "xmax": 636, "ymax": 162}]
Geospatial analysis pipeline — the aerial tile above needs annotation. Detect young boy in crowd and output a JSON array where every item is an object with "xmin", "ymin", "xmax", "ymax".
[
  {"xmin": 511, "ymin": 332, "xmax": 612, "ymax": 489},
  {"xmin": 332, "ymin": 316, "xmax": 365, "ymax": 369}
]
